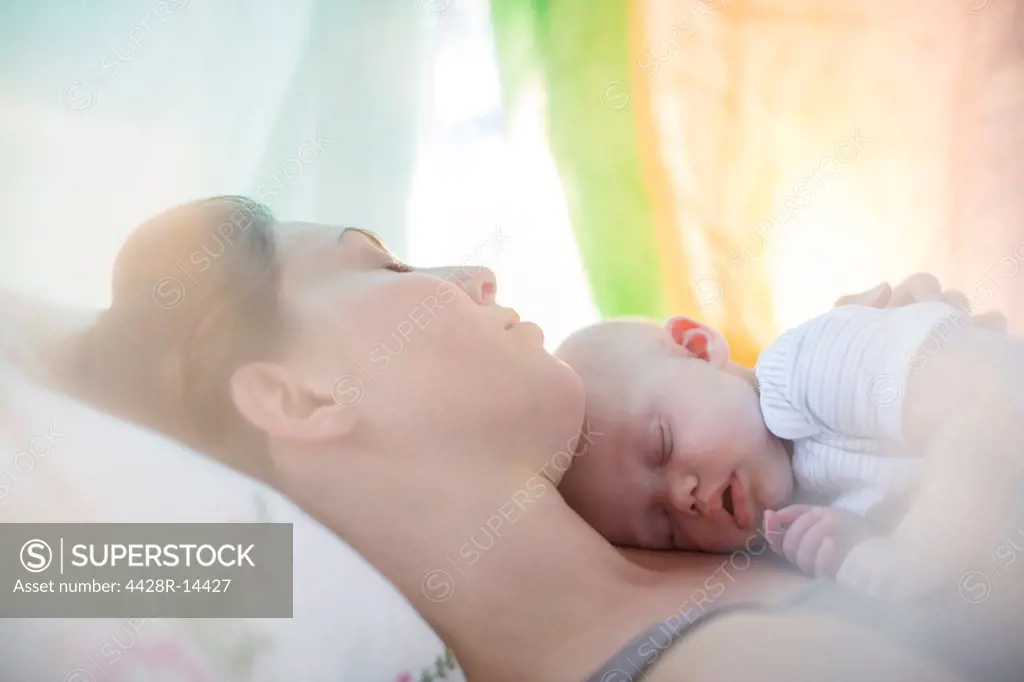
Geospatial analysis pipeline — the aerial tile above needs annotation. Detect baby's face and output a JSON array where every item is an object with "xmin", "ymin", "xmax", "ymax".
[{"xmin": 557, "ymin": 319, "xmax": 793, "ymax": 553}]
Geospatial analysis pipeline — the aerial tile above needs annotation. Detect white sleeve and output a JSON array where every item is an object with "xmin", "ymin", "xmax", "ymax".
[{"xmin": 754, "ymin": 303, "xmax": 970, "ymax": 442}]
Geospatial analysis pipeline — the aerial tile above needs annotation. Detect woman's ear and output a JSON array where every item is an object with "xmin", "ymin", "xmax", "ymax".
[
  {"xmin": 664, "ymin": 316, "xmax": 730, "ymax": 367},
  {"xmin": 230, "ymin": 362, "xmax": 357, "ymax": 443}
]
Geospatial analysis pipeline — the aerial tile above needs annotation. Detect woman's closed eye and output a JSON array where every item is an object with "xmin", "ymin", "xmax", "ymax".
[
  {"xmin": 385, "ymin": 259, "xmax": 413, "ymax": 273},
  {"xmin": 338, "ymin": 227, "xmax": 413, "ymax": 273}
]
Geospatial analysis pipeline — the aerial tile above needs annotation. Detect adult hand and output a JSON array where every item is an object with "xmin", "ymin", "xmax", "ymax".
[{"xmin": 833, "ymin": 273, "xmax": 1007, "ymax": 332}]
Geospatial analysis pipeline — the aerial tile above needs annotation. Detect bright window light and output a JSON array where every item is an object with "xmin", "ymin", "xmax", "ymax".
[{"xmin": 406, "ymin": 0, "xmax": 598, "ymax": 351}]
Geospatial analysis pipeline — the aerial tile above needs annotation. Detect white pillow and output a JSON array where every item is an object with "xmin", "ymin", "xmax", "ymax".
[
  {"xmin": 0, "ymin": 360, "xmax": 463, "ymax": 682},
  {"xmin": 0, "ymin": 287, "xmax": 97, "ymax": 385}
]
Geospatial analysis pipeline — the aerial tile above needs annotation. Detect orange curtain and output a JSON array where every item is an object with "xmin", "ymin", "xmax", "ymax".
[{"xmin": 491, "ymin": 0, "xmax": 1024, "ymax": 362}]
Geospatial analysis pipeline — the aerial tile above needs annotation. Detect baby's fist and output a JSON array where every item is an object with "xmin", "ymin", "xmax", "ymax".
[{"xmin": 764, "ymin": 505, "xmax": 873, "ymax": 579}]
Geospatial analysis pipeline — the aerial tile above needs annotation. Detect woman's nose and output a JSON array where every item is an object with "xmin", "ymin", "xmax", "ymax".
[
  {"xmin": 428, "ymin": 265, "xmax": 497, "ymax": 305},
  {"xmin": 668, "ymin": 474, "xmax": 700, "ymax": 515}
]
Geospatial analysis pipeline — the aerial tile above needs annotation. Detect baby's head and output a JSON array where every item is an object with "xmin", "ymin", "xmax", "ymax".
[{"xmin": 556, "ymin": 316, "xmax": 793, "ymax": 552}]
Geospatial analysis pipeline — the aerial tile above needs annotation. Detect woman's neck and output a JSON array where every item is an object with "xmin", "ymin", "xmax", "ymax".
[{"xmin": 277, "ymin": 442, "xmax": 667, "ymax": 682}]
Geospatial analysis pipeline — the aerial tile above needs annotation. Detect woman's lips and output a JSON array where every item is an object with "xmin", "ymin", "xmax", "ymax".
[
  {"xmin": 512, "ymin": 320, "xmax": 544, "ymax": 344},
  {"xmin": 502, "ymin": 309, "xmax": 521, "ymax": 329}
]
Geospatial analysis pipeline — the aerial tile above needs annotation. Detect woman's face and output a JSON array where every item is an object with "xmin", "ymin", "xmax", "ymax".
[{"xmin": 240, "ymin": 223, "xmax": 584, "ymax": 461}]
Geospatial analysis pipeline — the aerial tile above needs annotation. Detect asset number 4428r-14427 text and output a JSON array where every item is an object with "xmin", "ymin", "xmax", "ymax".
[{"xmin": 124, "ymin": 578, "xmax": 231, "ymax": 593}]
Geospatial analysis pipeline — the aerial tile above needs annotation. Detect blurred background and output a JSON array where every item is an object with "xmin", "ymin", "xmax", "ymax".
[{"xmin": 1, "ymin": 0, "xmax": 1023, "ymax": 361}]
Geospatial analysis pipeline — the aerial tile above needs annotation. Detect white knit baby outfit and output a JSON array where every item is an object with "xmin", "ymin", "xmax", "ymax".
[{"xmin": 754, "ymin": 302, "xmax": 969, "ymax": 518}]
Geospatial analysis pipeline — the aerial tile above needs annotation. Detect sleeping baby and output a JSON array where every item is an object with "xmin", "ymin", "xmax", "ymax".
[{"xmin": 556, "ymin": 284, "xmax": 1024, "ymax": 599}]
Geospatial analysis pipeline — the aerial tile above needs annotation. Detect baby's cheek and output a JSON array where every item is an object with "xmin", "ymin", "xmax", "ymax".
[
  {"xmin": 692, "ymin": 527, "xmax": 754, "ymax": 553},
  {"xmin": 763, "ymin": 468, "xmax": 795, "ymax": 510}
]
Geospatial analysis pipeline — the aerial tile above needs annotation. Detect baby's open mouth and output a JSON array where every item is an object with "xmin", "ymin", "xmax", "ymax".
[
  {"xmin": 722, "ymin": 484, "xmax": 735, "ymax": 518},
  {"xmin": 723, "ymin": 474, "xmax": 755, "ymax": 529}
]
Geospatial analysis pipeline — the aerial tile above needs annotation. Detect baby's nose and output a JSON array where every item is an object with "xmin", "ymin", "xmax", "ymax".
[{"xmin": 669, "ymin": 474, "xmax": 700, "ymax": 515}]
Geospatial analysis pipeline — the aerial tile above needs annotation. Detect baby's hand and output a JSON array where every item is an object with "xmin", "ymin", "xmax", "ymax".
[
  {"xmin": 763, "ymin": 505, "xmax": 874, "ymax": 578},
  {"xmin": 835, "ymin": 536, "xmax": 945, "ymax": 600}
]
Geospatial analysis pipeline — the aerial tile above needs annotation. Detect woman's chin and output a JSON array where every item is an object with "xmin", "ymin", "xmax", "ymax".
[{"xmin": 546, "ymin": 357, "xmax": 587, "ymax": 420}]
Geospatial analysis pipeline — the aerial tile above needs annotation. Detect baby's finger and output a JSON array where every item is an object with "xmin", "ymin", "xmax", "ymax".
[
  {"xmin": 889, "ymin": 273, "xmax": 942, "ymax": 307},
  {"xmin": 972, "ymin": 310, "xmax": 1008, "ymax": 333},
  {"xmin": 771, "ymin": 504, "xmax": 816, "ymax": 526},
  {"xmin": 782, "ymin": 508, "xmax": 824, "ymax": 564},
  {"xmin": 763, "ymin": 510, "xmax": 784, "ymax": 554},
  {"xmin": 813, "ymin": 538, "xmax": 842, "ymax": 579},
  {"xmin": 834, "ymin": 282, "xmax": 891, "ymax": 308},
  {"xmin": 940, "ymin": 289, "xmax": 971, "ymax": 315},
  {"xmin": 795, "ymin": 516, "xmax": 838, "ymax": 576}
]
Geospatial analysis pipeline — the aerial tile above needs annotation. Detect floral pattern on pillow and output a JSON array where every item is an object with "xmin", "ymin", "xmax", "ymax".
[
  {"xmin": 393, "ymin": 646, "xmax": 460, "ymax": 682},
  {"xmin": 43, "ymin": 618, "xmax": 221, "ymax": 682},
  {"xmin": 0, "ymin": 366, "xmax": 464, "ymax": 682}
]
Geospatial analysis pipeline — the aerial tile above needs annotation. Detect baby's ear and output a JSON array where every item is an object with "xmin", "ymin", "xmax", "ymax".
[{"xmin": 664, "ymin": 316, "xmax": 729, "ymax": 367}]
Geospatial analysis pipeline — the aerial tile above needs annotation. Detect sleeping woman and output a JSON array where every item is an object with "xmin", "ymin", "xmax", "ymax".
[{"xmin": 62, "ymin": 196, "xmax": 1024, "ymax": 682}]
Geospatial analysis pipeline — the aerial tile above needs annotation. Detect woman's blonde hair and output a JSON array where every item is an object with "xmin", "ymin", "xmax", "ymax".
[{"xmin": 67, "ymin": 196, "xmax": 284, "ymax": 479}]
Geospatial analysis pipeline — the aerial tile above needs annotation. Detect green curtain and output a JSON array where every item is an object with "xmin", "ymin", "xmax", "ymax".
[{"xmin": 489, "ymin": 0, "xmax": 672, "ymax": 319}]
